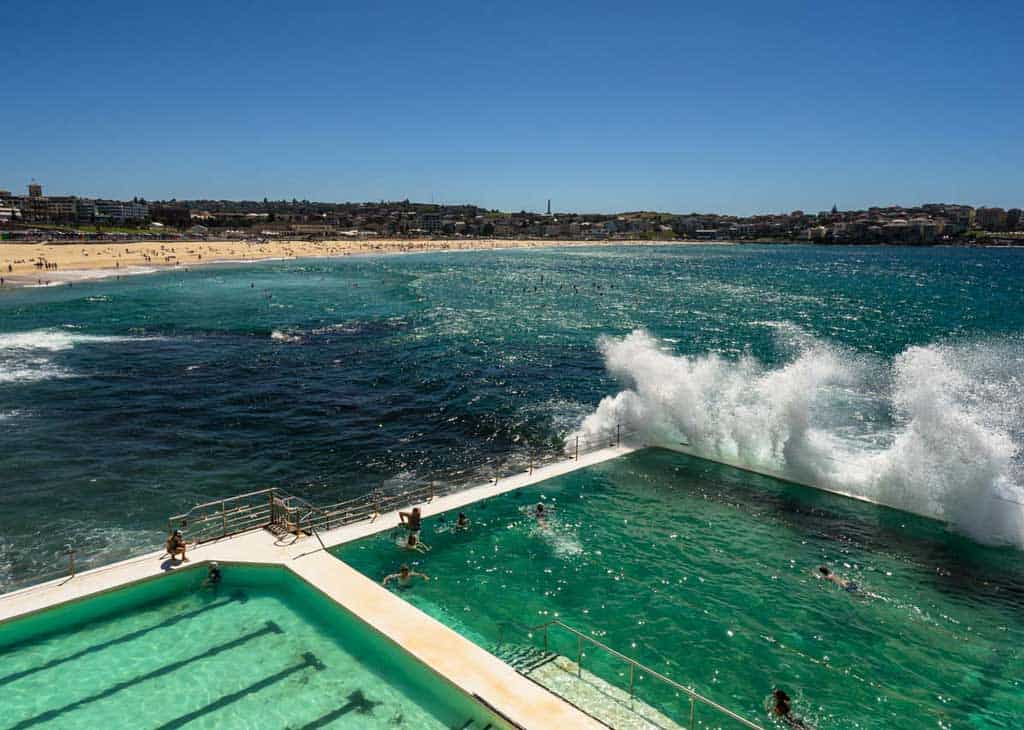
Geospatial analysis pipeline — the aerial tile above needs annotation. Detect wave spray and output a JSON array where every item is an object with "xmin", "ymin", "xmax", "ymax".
[{"xmin": 571, "ymin": 328, "xmax": 1024, "ymax": 546}]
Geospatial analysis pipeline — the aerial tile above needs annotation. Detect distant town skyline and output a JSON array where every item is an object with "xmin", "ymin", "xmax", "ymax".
[
  {"xmin": 2, "ymin": 180, "xmax": 1019, "ymax": 219},
  {"xmin": 2, "ymin": 0, "xmax": 1021, "ymax": 214},
  {"xmin": 4, "ymin": 182, "xmax": 1019, "ymax": 246}
]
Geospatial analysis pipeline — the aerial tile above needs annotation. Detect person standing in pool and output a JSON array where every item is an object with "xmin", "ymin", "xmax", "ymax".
[
  {"xmin": 382, "ymin": 564, "xmax": 429, "ymax": 588},
  {"xmin": 399, "ymin": 507, "xmax": 422, "ymax": 535}
]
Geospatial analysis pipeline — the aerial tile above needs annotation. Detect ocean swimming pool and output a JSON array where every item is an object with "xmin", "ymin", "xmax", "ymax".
[
  {"xmin": 335, "ymin": 448, "xmax": 1024, "ymax": 729},
  {"xmin": 0, "ymin": 565, "xmax": 509, "ymax": 729}
]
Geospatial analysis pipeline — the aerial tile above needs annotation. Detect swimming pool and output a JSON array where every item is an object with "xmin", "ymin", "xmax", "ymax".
[
  {"xmin": 335, "ymin": 448, "xmax": 1024, "ymax": 729},
  {"xmin": 0, "ymin": 564, "xmax": 509, "ymax": 729}
]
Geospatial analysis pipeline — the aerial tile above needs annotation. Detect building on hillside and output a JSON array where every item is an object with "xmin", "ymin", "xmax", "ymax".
[
  {"xmin": 95, "ymin": 199, "xmax": 149, "ymax": 223},
  {"xmin": 974, "ymin": 207, "xmax": 1008, "ymax": 231}
]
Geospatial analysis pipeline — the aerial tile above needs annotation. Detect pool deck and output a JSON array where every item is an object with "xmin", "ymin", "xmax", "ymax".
[{"xmin": 0, "ymin": 442, "xmax": 638, "ymax": 730}]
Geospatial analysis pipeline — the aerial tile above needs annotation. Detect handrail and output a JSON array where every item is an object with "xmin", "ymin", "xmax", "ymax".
[
  {"xmin": 497, "ymin": 618, "xmax": 763, "ymax": 730},
  {"xmin": 163, "ymin": 422, "xmax": 635, "ymax": 546}
]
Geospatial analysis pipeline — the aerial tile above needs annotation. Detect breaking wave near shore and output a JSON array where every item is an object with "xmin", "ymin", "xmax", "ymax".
[
  {"xmin": 0, "ymin": 328, "xmax": 159, "ymax": 383},
  {"xmin": 571, "ymin": 328, "xmax": 1024, "ymax": 547}
]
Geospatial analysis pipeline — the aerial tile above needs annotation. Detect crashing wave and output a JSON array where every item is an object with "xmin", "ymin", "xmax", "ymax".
[{"xmin": 570, "ymin": 328, "xmax": 1024, "ymax": 547}]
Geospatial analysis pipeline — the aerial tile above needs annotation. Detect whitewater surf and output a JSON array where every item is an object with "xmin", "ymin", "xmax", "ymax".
[{"xmin": 571, "ymin": 328, "xmax": 1024, "ymax": 547}]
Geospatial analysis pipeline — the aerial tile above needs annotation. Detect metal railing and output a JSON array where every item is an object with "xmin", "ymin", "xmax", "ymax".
[
  {"xmin": 163, "ymin": 423, "xmax": 639, "ymax": 547},
  {"xmin": 167, "ymin": 487, "xmax": 279, "ymax": 544},
  {"xmin": 2, "ymin": 423, "xmax": 638, "ymax": 595},
  {"xmin": 497, "ymin": 618, "xmax": 763, "ymax": 730}
]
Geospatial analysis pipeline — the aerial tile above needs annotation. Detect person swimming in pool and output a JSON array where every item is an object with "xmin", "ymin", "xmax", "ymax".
[
  {"xmin": 203, "ymin": 561, "xmax": 222, "ymax": 587},
  {"xmin": 817, "ymin": 565, "xmax": 858, "ymax": 592},
  {"xmin": 382, "ymin": 564, "xmax": 429, "ymax": 588},
  {"xmin": 534, "ymin": 502, "xmax": 547, "ymax": 520},
  {"xmin": 770, "ymin": 689, "xmax": 814, "ymax": 729},
  {"xmin": 402, "ymin": 532, "xmax": 431, "ymax": 553},
  {"xmin": 456, "ymin": 512, "xmax": 469, "ymax": 530}
]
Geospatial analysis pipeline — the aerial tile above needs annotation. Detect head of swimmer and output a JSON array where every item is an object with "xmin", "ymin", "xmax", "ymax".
[
  {"xmin": 399, "ymin": 564, "xmax": 410, "ymax": 578},
  {"xmin": 772, "ymin": 689, "xmax": 791, "ymax": 714},
  {"xmin": 818, "ymin": 566, "xmax": 831, "ymax": 577}
]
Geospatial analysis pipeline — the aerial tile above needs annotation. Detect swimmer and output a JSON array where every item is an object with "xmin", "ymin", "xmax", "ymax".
[
  {"xmin": 534, "ymin": 502, "xmax": 547, "ymax": 521},
  {"xmin": 817, "ymin": 565, "xmax": 858, "ymax": 592},
  {"xmin": 399, "ymin": 507, "xmax": 422, "ymax": 534},
  {"xmin": 204, "ymin": 561, "xmax": 222, "ymax": 586},
  {"xmin": 769, "ymin": 689, "xmax": 814, "ymax": 729},
  {"xmin": 382, "ymin": 564, "xmax": 430, "ymax": 588},
  {"xmin": 403, "ymin": 532, "xmax": 431, "ymax": 553},
  {"xmin": 456, "ymin": 512, "xmax": 469, "ymax": 530}
]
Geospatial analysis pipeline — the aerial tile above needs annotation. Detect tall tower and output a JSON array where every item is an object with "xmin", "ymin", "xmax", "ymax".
[
  {"xmin": 547, "ymin": 199, "xmax": 551, "ymax": 215},
  {"xmin": 28, "ymin": 182, "xmax": 43, "ymax": 198}
]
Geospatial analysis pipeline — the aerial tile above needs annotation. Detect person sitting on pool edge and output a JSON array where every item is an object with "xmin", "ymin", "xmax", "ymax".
[
  {"xmin": 770, "ymin": 689, "xmax": 814, "ymax": 729},
  {"xmin": 382, "ymin": 564, "xmax": 429, "ymax": 588},
  {"xmin": 399, "ymin": 506, "xmax": 422, "ymax": 535},
  {"xmin": 166, "ymin": 530, "xmax": 188, "ymax": 562},
  {"xmin": 817, "ymin": 565, "xmax": 858, "ymax": 592}
]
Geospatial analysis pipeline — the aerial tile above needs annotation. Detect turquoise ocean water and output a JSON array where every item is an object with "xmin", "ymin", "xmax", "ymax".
[{"xmin": 2, "ymin": 243, "xmax": 1023, "ymax": 587}]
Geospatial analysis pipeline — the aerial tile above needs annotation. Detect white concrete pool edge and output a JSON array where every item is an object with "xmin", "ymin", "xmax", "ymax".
[{"xmin": 0, "ymin": 442, "xmax": 636, "ymax": 730}]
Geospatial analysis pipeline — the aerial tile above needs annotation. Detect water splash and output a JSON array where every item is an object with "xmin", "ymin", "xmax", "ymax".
[
  {"xmin": 0, "ymin": 329, "xmax": 145, "ymax": 352},
  {"xmin": 571, "ymin": 329, "xmax": 1024, "ymax": 546},
  {"xmin": 0, "ymin": 329, "xmax": 161, "ymax": 383}
]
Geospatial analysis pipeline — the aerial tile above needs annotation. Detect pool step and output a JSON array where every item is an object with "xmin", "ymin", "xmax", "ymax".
[
  {"xmin": 491, "ymin": 643, "xmax": 687, "ymax": 729},
  {"xmin": 490, "ymin": 643, "xmax": 558, "ymax": 675}
]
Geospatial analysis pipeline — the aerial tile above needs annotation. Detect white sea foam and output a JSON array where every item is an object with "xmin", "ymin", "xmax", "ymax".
[
  {"xmin": 270, "ymin": 329, "xmax": 302, "ymax": 343},
  {"xmin": 0, "ymin": 329, "xmax": 159, "ymax": 383},
  {"xmin": 571, "ymin": 328, "xmax": 1024, "ymax": 546},
  {"xmin": 0, "ymin": 329, "xmax": 143, "ymax": 352},
  {"xmin": 0, "ymin": 361, "xmax": 73, "ymax": 384}
]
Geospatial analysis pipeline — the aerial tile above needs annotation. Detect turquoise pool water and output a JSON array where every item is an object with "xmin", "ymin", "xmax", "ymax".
[
  {"xmin": 0, "ymin": 565, "xmax": 506, "ymax": 729},
  {"xmin": 335, "ymin": 448, "xmax": 1024, "ymax": 729}
]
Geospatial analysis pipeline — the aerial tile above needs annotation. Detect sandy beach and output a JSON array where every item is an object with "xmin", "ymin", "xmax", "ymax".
[{"xmin": 0, "ymin": 237, "xmax": 720, "ymax": 287}]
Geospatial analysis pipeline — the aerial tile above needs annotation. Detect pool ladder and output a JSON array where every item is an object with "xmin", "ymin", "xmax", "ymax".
[{"xmin": 496, "ymin": 618, "xmax": 763, "ymax": 730}]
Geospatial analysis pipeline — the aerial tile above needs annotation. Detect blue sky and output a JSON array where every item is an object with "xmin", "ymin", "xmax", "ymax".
[{"xmin": 2, "ymin": 0, "xmax": 1021, "ymax": 214}]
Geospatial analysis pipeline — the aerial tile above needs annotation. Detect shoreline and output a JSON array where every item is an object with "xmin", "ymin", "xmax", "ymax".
[{"xmin": 0, "ymin": 238, "xmax": 729, "ymax": 288}]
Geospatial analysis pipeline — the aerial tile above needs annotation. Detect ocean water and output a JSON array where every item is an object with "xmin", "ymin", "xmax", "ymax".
[{"xmin": 2, "ymin": 244, "xmax": 1024, "ymax": 590}]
